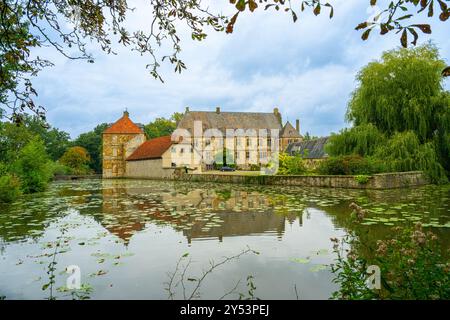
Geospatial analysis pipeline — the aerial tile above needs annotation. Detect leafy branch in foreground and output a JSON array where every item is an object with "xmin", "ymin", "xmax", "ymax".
[
  {"xmin": 0, "ymin": 0, "xmax": 228, "ymax": 122},
  {"xmin": 1, "ymin": 1, "xmax": 448, "ymax": 122},
  {"xmin": 226, "ymin": 1, "xmax": 449, "ymax": 48},
  {"xmin": 165, "ymin": 247, "xmax": 259, "ymax": 300},
  {"xmin": 355, "ymin": 0, "xmax": 450, "ymax": 48}
]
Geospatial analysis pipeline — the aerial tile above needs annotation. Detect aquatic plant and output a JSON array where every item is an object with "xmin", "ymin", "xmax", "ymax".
[{"xmin": 330, "ymin": 203, "xmax": 450, "ymax": 300}]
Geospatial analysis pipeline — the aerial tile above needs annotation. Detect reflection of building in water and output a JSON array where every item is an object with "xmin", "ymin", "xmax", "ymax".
[
  {"xmin": 161, "ymin": 189, "xmax": 272, "ymax": 212},
  {"xmin": 99, "ymin": 181, "xmax": 290, "ymax": 244},
  {"xmin": 100, "ymin": 181, "xmax": 157, "ymax": 244},
  {"xmin": 183, "ymin": 211, "xmax": 285, "ymax": 243}
]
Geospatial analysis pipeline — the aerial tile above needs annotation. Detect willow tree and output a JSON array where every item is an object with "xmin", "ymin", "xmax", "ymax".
[
  {"xmin": 347, "ymin": 44, "xmax": 448, "ymax": 142},
  {"xmin": 329, "ymin": 43, "xmax": 449, "ymax": 183}
]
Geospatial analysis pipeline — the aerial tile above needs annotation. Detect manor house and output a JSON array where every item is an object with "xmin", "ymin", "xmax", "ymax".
[{"xmin": 102, "ymin": 108, "xmax": 302, "ymax": 178}]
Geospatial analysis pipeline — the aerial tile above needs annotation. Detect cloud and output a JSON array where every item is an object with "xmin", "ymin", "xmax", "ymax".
[{"xmin": 30, "ymin": 0, "xmax": 450, "ymax": 139}]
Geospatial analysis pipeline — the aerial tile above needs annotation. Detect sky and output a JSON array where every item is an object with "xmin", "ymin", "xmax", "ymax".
[{"xmin": 31, "ymin": 0, "xmax": 450, "ymax": 139}]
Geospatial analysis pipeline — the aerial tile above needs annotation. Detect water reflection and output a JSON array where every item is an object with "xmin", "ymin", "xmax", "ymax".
[
  {"xmin": 100, "ymin": 181, "xmax": 292, "ymax": 243},
  {"xmin": 0, "ymin": 179, "xmax": 448, "ymax": 299}
]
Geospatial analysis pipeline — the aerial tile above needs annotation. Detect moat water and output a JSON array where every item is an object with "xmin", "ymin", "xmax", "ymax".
[{"xmin": 0, "ymin": 179, "xmax": 449, "ymax": 299}]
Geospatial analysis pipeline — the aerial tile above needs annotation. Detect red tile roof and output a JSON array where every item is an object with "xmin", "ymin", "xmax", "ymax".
[
  {"xmin": 127, "ymin": 135, "xmax": 173, "ymax": 161},
  {"xmin": 103, "ymin": 112, "xmax": 144, "ymax": 134}
]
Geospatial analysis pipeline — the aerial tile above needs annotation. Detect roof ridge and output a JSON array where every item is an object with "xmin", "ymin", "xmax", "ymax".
[{"xmin": 103, "ymin": 114, "xmax": 144, "ymax": 134}]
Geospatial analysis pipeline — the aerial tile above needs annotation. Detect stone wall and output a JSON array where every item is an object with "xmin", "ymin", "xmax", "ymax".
[
  {"xmin": 179, "ymin": 171, "xmax": 429, "ymax": 189},
  {"xmin": 125, "ymin": 158, "xmax": 176, "ymax": 179},
  {"xmin": 103, "ymin": 133, "xmax": 146, "ymax": 178}
]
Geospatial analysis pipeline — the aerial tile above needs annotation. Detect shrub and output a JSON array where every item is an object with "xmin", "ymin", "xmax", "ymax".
[
  {"xmin": 317, "ymin": 155, "xmax": 378, "ymax": 175},
  {"xmin": 249, "ymin": 164, "xmax": 261, "ymax": 171},
  {"xmin": 0, "ymin": 174, "xmax": 21, "ymax": 203},
  {"xmin": 331, "ymin": 222, "xmax": 450, "ymax": 300},
  {"xmin": 354, "ymin": 175, "xmax": 370, "ymax": 184},
  {"xmin": 13, "ymin": 138, "xmax": 52, "ymax": 193},
  {"xmin": 48, "ymin": 161, "xmax": 71, "ymax": 176},
  {"xmin": 59, "ymin": 146, "xmax": 92, "ymax": 175},
  {"xmin": 277, "ymin": 153, "xmax": 306, "ymax": 175}
]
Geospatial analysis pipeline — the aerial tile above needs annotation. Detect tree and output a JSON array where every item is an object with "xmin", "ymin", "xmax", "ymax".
[
  {"xmin": 303, "ymin": 132, "xmax": 320, "ymax": 141},
  {"xmin": 59, "ymin": 146, "xmax": 92, "ymax": 175},
  {"xmin": 1, "ymin": 0, "xmax": 448, "ymax": 122},
  {"xmin": 0, "ymin": 115, "xmax": 71, "ymax": 162},
  {"xmin": 73, "ymin": 123, "xmax": 109, "ymax": 173},
  {"xmin": 328, "ymin": 43, "xmax": 449, "ymax": 183},
  {"xmin": 144, "ymin": 113, "xmax": 183, "ymax": 139},
  {"xmin": 13, "ymin": 138, "xmax": 52, "ymax": 193}
]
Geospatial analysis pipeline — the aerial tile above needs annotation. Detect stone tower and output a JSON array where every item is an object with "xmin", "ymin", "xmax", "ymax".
[{"xmin": 102, "ymin": 111, "xmax": 146, "ymax": 178}]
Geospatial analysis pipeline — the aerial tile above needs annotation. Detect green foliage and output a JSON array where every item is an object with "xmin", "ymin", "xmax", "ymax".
[
  {"xmin": 317, "ymin": 155, "xmax": 383, "ymax": 176},
  {"xmin": 25, "ymin": 116, "xmax": 71, "ymax": 160},
  {"xmin": 73, "ymin": 123, "xmax": 108, "ymax": 173},
  {"xmin": 328, "ymin": 44, "xmax": 449, "ymax": 183},
  {"xmin": 331, "ymin": 222, "xmax": 450, "ymax": 300},
  {"xmin": 47, "ymin": 161, "xmax": 71, "ymax": 176},
  {"xmin": 303, "ymin": 132, "xmax": 320, "ymax": 141},
  {"xmin": 144, "ymin": 113, "xmax": 182, "ymax": 139},
  {"xmin": 277, "ymin": 152, "xmax": 306, "ymax": 175},
  {"xmin": 326, "ymin": 124, "xmax": 385, "ymax": 157},
  {"xmin": 0, "ymin": 116, "xmax": 71, "ymax": 162},
  {"xmin": 354, "ymin": 175, "xmax": 370, "ymax": 184},
  {"xmin": 59, "ymin": 146, "xmax": 92, "ymax": 175},
  {"xmin": 12, "ymin": 138, "xmax": 52, "ymax": 193},
  {"xmin": 347, "ymin": 44, "xmax": 447, "ymax": 141},
  {"xmin": 0, "ymin": 174, "xmax": 21, "ymax": 203},
  {"xmin": 375, "ymin": 131, "xmax": 448, "ymax": 184}
]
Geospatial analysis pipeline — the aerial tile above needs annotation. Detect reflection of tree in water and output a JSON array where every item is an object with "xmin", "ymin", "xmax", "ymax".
[{"xmin": 0, "ymin": 193, "xmax": 66, "ymax": 242}]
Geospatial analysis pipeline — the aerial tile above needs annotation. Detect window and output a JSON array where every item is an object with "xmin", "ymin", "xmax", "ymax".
[
  {"xmin": 234, "ymin": 151, "xmax": 239, "ymax": 160},
  {"xmin": 180, "ymin": 148, "xmax": 184, "ymax": 154},
  {"xmin": 246, "ymin": 138, "xmax": 251, "ymax": 147},
  {"xmin": 171, "ymin": 162, "xmax": 176, "ymax": 167},
  {"xmin": 259, "ymin": 151, "xmax": 267, "ymax": 159},
  {"xmin": 267, "ymin": 138, "xmax": 272, "ymax": 147},
  {"xmin": 236, "ymin": 137, "xmax": 241, "ymax": 146},
  {"xmin": 171, "ymin": 147, "xmax": 176, "ymax": 153},
  {"xmin": 112, "ymin": 148, "xmax": 117, "ymax": 157},
  {"xmin": 246, "ymin": 151, "xmax": 250, "ymax": 160}
]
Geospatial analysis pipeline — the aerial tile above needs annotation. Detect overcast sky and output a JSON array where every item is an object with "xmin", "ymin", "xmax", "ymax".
[{"xmin": 31, "ymin": 0, "xmax": 450, "ymax": 139}]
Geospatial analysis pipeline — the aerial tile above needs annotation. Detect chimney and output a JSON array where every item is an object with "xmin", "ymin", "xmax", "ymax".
[
  {"xmin": 185, "ymin": 107, "xmax": 190, "ymax": 113},
  {"xmin": 216, "ymin": 107, "xmax": 220, "ymax": 114},
  {"xmin": 123, "ymin": 109, "xmax": 129, "ymax": 117},
  {"xmin": 296, "ymin": 119, "xmax": 300, "ymax": 133},
  {"xmin": 273, "ymin": 107, "xmax": 282, "ymax": 125}
]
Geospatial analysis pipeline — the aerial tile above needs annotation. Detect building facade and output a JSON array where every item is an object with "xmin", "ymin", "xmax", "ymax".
[
  {"xmin": 102, "ymin": 111, "xmax": 146, "ymax": 178},
  {"xmin": 102, "ymin": 108, "xmax": 303, "ymax": 178}
]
